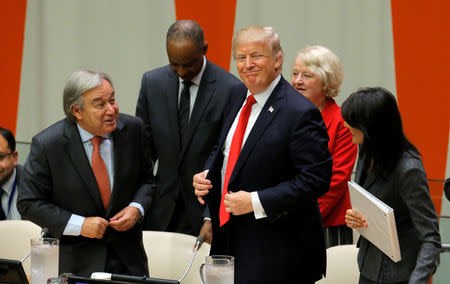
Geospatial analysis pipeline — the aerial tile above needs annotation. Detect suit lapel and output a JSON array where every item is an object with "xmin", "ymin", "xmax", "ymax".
[
  {"xmin": 166, "ymin": 70, "xmax": 182, "ymax": 154},
  {"xmin": 218, "ymin": 89, "xmax": 247, "ymax": 154},
  {"xmin": 108, "ymin": 118, "xmax": 126, "ymax": 216},
  {"xmin": 63, "ymin": 119, "xmax": 104, "ymax": 212},
  {"xmin": 206, "ymin": 88, "xmax": 246, "ymax": 180},
  {"xmin": 180, "ymin": 61, "xmax": 214, "ymax": 158},
  {"xmin": 228, "ymin": 80, "xmax": 283, "ymax": 184}
]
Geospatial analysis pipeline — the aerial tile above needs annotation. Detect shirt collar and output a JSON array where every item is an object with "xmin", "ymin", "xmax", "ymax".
[
  {"xmin": 246, "ymin": 74, "xmax": 281, "ymax": 107},
  {"xmin": 179, "ymin": 56, "xmax": 207, "ymax": 86},
  {"xmin": 1, "ymin": 168, "xmax": 16, "ymax": 194},
  {"xmin": 76, "ymin": 124, "xmax": 110, "ymax": 143}
]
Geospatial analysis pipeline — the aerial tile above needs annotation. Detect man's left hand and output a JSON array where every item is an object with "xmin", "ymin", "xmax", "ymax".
[
  {"xmin": 224, "ymin": 191, "xmax": 253, "ymax": 215},
  {"xmin": 109, "ymin": 206, "xmax": 141, "ymax": 231}
]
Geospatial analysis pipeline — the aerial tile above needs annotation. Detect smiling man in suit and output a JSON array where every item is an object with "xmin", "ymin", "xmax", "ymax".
[
  {"xmin": 193, "ymin": 26, "xmax": 332, "ymax": 284},
  {"xmin": 136, "ymin": 20, "xmax": 240, "ymax": 240},
  {"xmin": 0, "ymin": 127, "xmax": 22, "ymax": 220},
  {"xmin": 18, "ymin": 70, "xmax": 154, "ymax": 277}
]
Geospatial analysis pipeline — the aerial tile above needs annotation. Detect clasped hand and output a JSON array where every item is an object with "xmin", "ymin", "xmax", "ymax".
[
  {"xmin": 193, "ymin": 170, "xmax": 253, "ymax": 215},
  {"xmin": 80, "ymin": 206, "xmax": 141, "ymax": 239}
]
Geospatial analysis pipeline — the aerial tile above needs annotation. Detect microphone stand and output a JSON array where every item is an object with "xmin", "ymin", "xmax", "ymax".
[
  {"xmin": 178, "ymin": 235, "xmax": 203, "ymax": 282},
  {"xmin": 21, "ymin": 228, "xmax": 49, "ymax": 263},
  {"xmin": 110, "ymin": 235, "xmax": 205, "ymax": 284}
]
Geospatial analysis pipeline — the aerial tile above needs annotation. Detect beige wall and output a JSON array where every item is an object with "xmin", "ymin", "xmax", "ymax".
[{"xmin": 17, "ymin": 0, "xmax": 395, "ymax": 142}]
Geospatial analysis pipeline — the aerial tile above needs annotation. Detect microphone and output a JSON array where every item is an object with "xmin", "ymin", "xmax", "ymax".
[
  {"xmin": 41, "ymin": 228, "xmax": 49, "ymax": 238},
  {"xmin": 177, "ymin": 235, "xmax": 204, "ymax": 282},
  {"xmin": 96, "ymin": 235, "xmax": 204, "ymax": 283},
  {"xmin": 21, "ymin": 228, "xmax": 50, "ymax": 263},
  {"xmin": 195, "ymin": 235, "xmax": 204, "ymax": 248},
  {"xmin": 110, "ymin": 274, "xmax": 179, "ymax": 283}
]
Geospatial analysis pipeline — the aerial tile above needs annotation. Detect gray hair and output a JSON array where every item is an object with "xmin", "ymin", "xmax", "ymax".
[
  {"xmin": 166, "ymin": 20, "xmax": 205, "ymax": 50},
  {"xmin": 63, "ymin": 70, "xmax": 113, "ymax": 121},
  {"xmin": 296, "ymin": 45, "xmax": 343, "ymax": 98},
  {"xmin": 232, "ymin": 26, "xmax": 284, "ymax": 63}
]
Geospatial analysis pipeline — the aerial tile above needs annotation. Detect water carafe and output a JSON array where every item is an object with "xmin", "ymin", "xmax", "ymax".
[{"xmin": 200, "ymin": 255, "xmax": 234, "ymax": 284}]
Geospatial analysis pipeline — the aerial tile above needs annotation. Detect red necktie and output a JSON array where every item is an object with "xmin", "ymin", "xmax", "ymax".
[
  {"xmin": 91, "ymin": 136, "xmax": 111, "ymax": 209},
  {"xmin": 219, "ymin": 95, "xmax": 257, "ymax": 226}
]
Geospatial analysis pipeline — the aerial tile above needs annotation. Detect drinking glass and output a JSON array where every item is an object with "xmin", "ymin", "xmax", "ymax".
[{"xmin": 30, "ymin": 237, "xmax": 59, "ymax": 284}]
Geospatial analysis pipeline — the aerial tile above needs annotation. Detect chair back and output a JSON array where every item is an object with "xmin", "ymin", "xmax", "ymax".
[
  {"xmin": 0, "ymin": 220, "xmax": 42, "ymax": 275},
  {"xmin": 142, "ymin": 231, "xmax": 210, "ymax": 284},
  {"xmin": 317, "ymin": 244, "xmax": 359, "ymax": 284}
]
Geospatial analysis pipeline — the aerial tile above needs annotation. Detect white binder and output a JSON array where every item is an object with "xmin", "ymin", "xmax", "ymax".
[{"xmin": 348, "ymin": 181, "xmax": 401, "ymax": 262}]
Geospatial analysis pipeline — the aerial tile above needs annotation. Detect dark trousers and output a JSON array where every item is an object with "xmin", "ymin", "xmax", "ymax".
[
  {"xmin": 324, "ymin": 224, "xmax": 353, "ymax": 248},
  {"xmin": 359, "ymin": 274, "xmax": 408, "ymax": 284},
  {"xmin": 167, "ymin": 193, "xmax": 198, "ymax": 236},
  {"xmin": 105, "ymin": 244, "xmax": 128, "ymax": 274}
]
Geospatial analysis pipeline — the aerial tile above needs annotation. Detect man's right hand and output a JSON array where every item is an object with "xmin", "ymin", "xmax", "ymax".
[
  {"xmin": 193, "ymin": 170, "xmax": 212, "ymax": 205},
  {"xmin": 199, "ymin": 220, "xmax": 212, "ymax": 244},
  {"xmin": 81, "ymin": 217, "xmax": 109, "ymax": 239},
  {"xmin": 194, "ymin": 220, "xmax": 213, "ymax": 251}
]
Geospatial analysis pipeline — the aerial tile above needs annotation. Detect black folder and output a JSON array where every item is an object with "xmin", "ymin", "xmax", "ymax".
[{"xmin": 0, "ymin": 258, "xmax": 29, "ymax": 284}]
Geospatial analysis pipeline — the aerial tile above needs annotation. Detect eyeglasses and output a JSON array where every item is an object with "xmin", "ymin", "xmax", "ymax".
[{"xmin": 0, "ymin": 151, "xmax": 13, "ymax": 161}]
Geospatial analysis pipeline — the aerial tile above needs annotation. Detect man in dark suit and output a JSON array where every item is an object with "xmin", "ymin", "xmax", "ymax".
[
  {"xmin": 193, "ymin": 26, "xmax": 332, "ymax": 284},
  {"xmin": 136, "ymin": 20, "xmax": 240, "ymax": 239},
  {"xmin": 0, "ymin": 127, "xmax": 23, "ymax": 220},
  {"xmin": 18, "ymin": 70, "xmax": 154, "ymax": 277}
]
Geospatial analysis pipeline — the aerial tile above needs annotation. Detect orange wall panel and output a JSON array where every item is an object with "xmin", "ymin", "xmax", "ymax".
[
  {"xmin": 0, "ymin": 0, "xmax": 27, "ymax": 135},
  {"xmin": 391, "ymin": 1, "xmax": 450, "ymax": 215},
  {"xmin": 174, "ymin": 0, "xmax": 237, "ymax": 71}
]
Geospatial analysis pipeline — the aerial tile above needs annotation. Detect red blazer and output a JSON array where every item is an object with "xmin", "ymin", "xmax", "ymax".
[{"xmin": 319, "ymin": 98, "xmax": 357, "ymax": 227}]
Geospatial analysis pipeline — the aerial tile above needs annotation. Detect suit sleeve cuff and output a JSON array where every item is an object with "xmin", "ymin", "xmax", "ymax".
[
  {"xmin": 251, "ymin": 191, "xmax": 267, "ymax": 219},
  {"xmin": 63, "ymin": 214, "xmax": 85, "ymax": 236}
]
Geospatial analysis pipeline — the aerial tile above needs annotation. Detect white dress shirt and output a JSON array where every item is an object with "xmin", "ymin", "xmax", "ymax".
[
  {"xmin": 1, "ymin": 168, "xmax": 21, "ymax": 220},
  {"xmin": 62, "ymin": 125, "xmax": 144, "ymax": 236},
  {"xmin": 221, "ymin": 75, "xmax": 281, "ymax": 219}
]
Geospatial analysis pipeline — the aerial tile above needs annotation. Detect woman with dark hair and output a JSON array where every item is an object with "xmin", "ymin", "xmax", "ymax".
[{"xmin": 343, "ymin": 87, "xmax": 441, "ymax": 284}]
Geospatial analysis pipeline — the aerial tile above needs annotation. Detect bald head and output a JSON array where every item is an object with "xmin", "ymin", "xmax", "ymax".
[
  {"xmin": 166, "ymin": 20, "xmax": 208, "ymax": 81},
  {"xmin": 166, "ymin": 20, "xmax": 206, "ymax": 50}
]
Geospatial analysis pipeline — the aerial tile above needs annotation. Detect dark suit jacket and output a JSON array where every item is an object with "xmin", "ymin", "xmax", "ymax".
[
  {"xmin": 444, "ymin": 178, "xmax": 450, "ymax": 201},
  {"xmin": 14, "ymin": 165, "xmax": 24, "ymax": 219},
  {"xmin": 16, "ymin": 164, "xmax": 24, "ymax": 182},
  {"xmin": 17, "ymin": 114, "xmax": 154, "ymax": 276},
  {"xmin": 356, "ymin": 150, "xmax": 441, "ymax": 283},
  {"xmin": 136, "ymin": 60, "xmax": 240, "ymax": 235},
  {"xmin": 1, "ymin": 165, "xmax": 24, "ymax": 220},
  {"xmin": 203, "ymin": 77, "xmax": 332, "ymax": 284}
]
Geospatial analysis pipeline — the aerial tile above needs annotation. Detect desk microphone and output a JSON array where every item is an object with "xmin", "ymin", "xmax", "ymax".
[
  {"xmin": 110, "ymin": 274, "xmax": 179, "ymax": 283},
  {"xmin": 20, "ymin": 228, "xmax": 50, "ymax": 263},
  {"xmin": 177, "ymin": 235, "xmax": 203, "ymax": 282},
  {"xmin": 110, "ymin": 234, "xmax": 205, "ymax": 283},
  {"xmin": 41, "ymin": 228, "xmax": 49, "ymax": 237}
]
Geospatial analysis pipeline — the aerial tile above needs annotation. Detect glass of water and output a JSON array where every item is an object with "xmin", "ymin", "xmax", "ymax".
[
  {"xmin": 30, "ymin": 237, "xmax": 59, "ymax": 284},
  {"xmin": 199, "ymin": 255, "xmax": 234, "ymax": 284}
]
